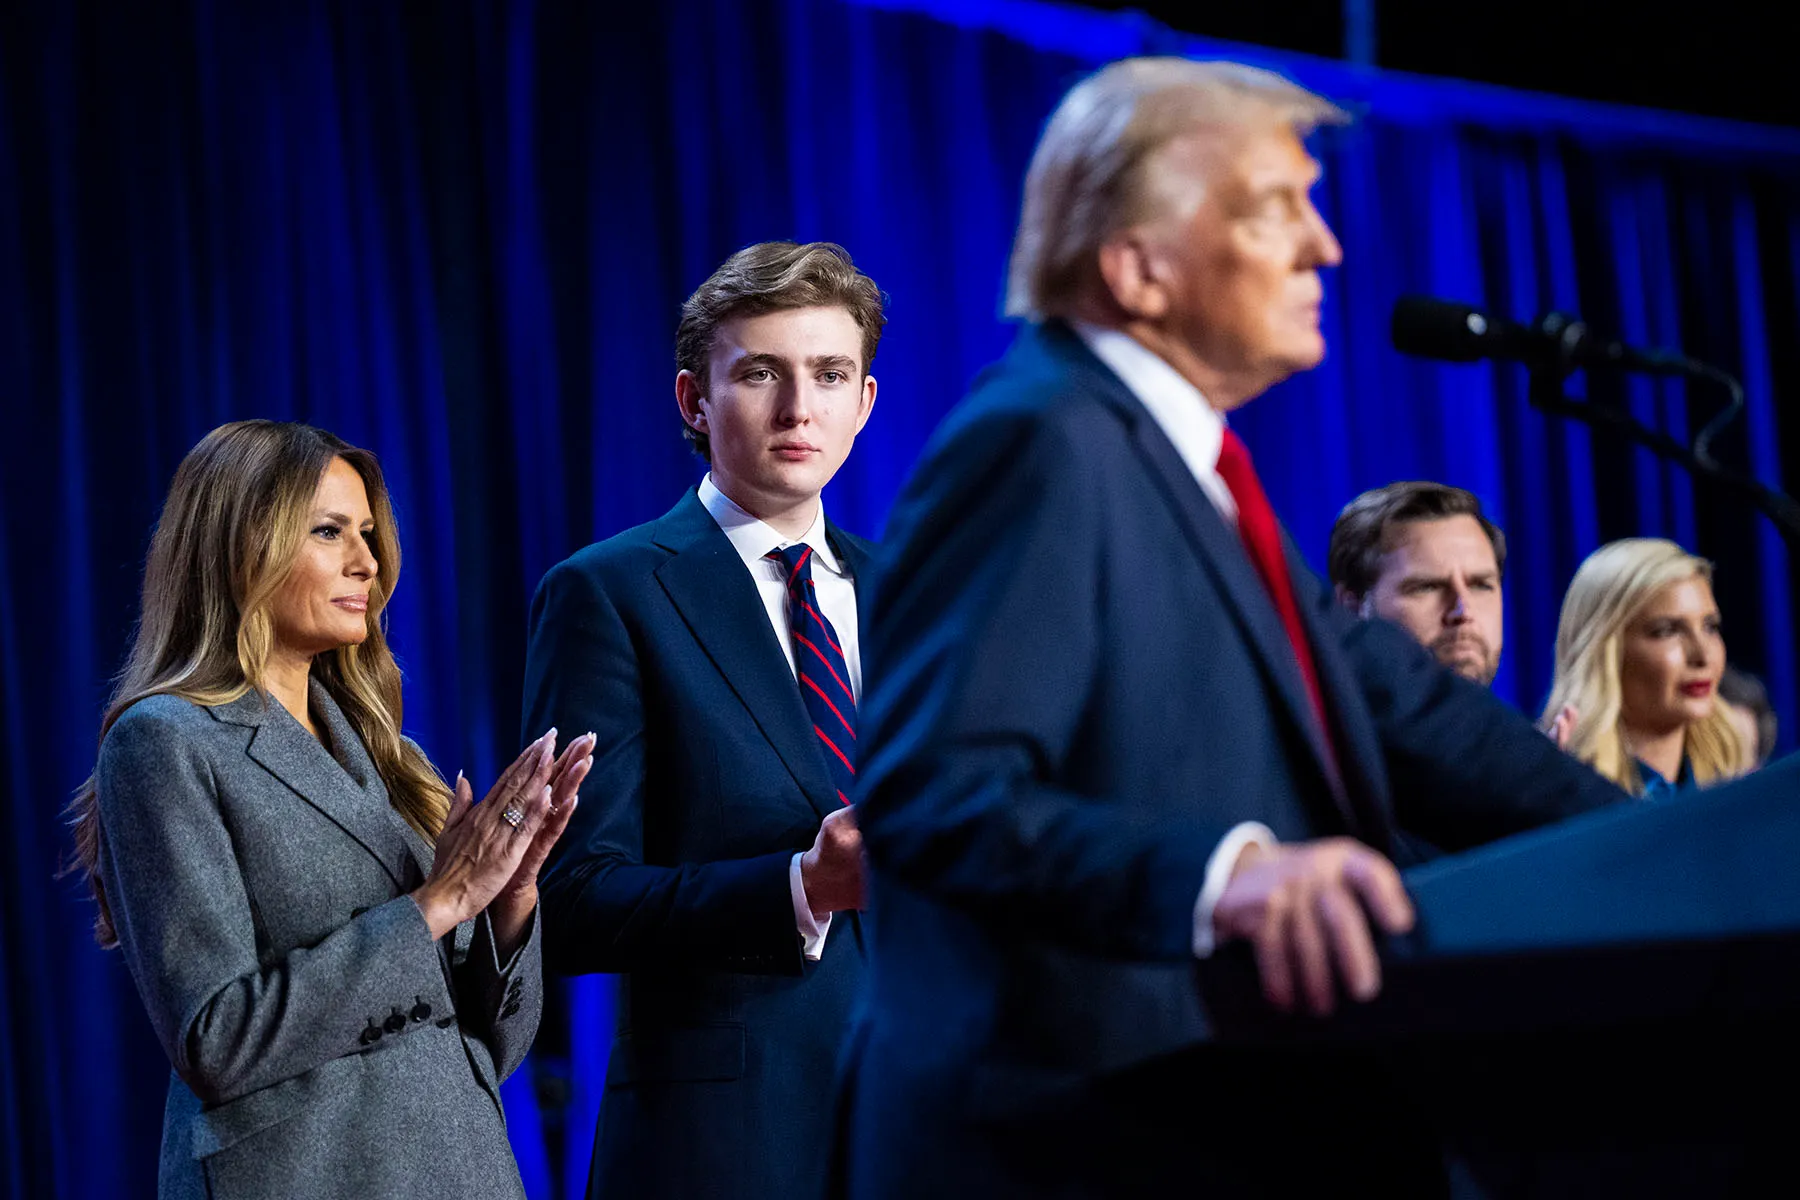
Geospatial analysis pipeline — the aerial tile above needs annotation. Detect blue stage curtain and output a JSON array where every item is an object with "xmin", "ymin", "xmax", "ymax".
[{"xmin": 4, "ymin": 1, "xmax": 1799, "ymax": 1196}]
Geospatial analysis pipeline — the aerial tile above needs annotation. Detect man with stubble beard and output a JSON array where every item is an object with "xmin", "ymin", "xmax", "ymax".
[{"xmin": 1330, "ymin": 481, "xmax": 1506, "ymax": 686}]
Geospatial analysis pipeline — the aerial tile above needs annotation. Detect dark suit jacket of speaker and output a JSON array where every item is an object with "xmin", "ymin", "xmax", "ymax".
[
  {"xmin": 839, "ymin": 322, "xmax": 1626, "ymax": 1199},
  {"xmin": 526, "ymin": 489, "xmax": 873, "ymax": 1200}
]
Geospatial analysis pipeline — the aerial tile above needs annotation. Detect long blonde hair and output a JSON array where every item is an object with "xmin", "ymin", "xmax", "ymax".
[
  {"xmin": 68, "ymin": 420, "xmax": 449, "ymax": 946},
  {"xmin": 1540, "ymin": 538, "xmax": 1748, "ymax": 794}
]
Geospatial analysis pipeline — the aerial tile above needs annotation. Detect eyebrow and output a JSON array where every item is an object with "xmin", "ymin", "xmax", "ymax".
[
  {"xmin": 1401, "ymin": 571, "xmax": 1497, "ymax": 586},
  {"xmin": 1246, "ymin": 165, "xmax": 1323, "ymax": 202},
  {"xmin": 731, "ymin": 351, "xmax": 860, "ymax": 374},
  {"xmin": 315, "ymin": 510, "xmax": 376, "ymax": 528}
]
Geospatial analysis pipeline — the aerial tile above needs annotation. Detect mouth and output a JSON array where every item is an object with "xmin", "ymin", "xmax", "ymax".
[
  {"xmin": 1679, "ymin": 681, "xmax": 1714, "ymax": 699},
  {"xmin": 331, "ymin": 595, "xmax": 369, "ymax": 613},
  {"xmin": 771, "ymin": 442, "xmax": 821, "ymax": 460}
]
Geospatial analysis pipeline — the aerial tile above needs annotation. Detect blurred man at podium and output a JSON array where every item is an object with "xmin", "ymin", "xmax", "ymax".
[{"xmin": 837, "ymin": 57, "xmax": 1629, "ymax": 1200}]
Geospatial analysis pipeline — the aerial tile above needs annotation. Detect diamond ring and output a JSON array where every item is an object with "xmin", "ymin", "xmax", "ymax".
[{"xmin": 501, "ymin": 805, "xmax": 525, "ymax": 828}]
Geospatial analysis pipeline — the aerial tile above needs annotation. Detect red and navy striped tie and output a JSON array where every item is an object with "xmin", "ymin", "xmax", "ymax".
[{"xmin": 767, "ymin": 544, "xmax": 857, "ymax": 805}]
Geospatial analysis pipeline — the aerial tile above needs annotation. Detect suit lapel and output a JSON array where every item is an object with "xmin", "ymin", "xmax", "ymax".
[
  {"xmin": 827, "ymin": 523, "xmax": 873, "ymax": 637},
  {"xmin": 653, "ymin": 492, "xmax": 840, "ymax": 820},
  {"xmin": 311, "ymin": 683, "xmax": 432, "ymax": 886},
  {"xmin": 1033, "ymin": 324, "xmax": 1347, "ymax": 804},
  {"xmin": 1287, "ymin": 553, "xmax": 1395, "ymax": 847},
  {"xmin": 211, "ymin": 688, "xmax": 418, "ymax": 889}
]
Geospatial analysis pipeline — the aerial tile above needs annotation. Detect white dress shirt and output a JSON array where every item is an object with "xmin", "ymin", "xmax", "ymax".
[
  {"xmin": 1070, "ymin": 323, "xmax": 1276, "ymax": 958},
  {"xmin": 698, "ymin": 474, "xmax": 860, "ymax": 960}
]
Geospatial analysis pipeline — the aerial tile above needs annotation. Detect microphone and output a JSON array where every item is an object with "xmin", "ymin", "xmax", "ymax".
[{"xmin": 1390, "ymin": 296, "xmax": 1691, "ymax": 375}]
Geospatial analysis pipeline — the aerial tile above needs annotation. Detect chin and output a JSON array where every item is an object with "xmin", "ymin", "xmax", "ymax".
[
  {"xmin": 1264, "ymin": 339, "xmax": 1327, "ymax": 379},
  {"xmin": 1679, "ymin": 699, "xmax": 1716, "ymax": 724},
  {"xmin": 758, "ymin": 467, "xmax": 830, "ymax": 501}
]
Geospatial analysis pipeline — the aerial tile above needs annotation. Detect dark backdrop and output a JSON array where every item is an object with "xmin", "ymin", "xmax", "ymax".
[{"xmin": 5, "ymin": 1, "xmax": 1800, "ymax": 1196}]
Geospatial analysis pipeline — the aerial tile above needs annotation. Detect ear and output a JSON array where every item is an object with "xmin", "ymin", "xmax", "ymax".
[
  {"xmin": 674, "ymin": 369, "xmax": 708, "ymax": 433},
  {"xmin": 853, "ymin": 374, "xmax": 878, "ymax": 436},
  {"xmin": 1095, "ymin": 231, "xmax": 1171, "ymax": 322}
]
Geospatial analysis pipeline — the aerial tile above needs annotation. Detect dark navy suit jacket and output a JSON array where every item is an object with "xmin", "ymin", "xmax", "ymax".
[
  {"xmin": 526, "ymin": 490, "xmax": 872, "ymax": 1200},
  {"xmin": 840, "ymin": 322, "xmax": 1625, "ymax": 1199}
]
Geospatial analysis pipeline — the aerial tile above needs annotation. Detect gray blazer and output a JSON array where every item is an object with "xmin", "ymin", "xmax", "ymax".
[{"xmin": 94, "ymin": 681, "xmax": 543, "ymax": 1200}]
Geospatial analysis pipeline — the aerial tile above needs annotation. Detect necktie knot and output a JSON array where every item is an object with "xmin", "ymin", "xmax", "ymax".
[{"xmin": 767, "ymin": 543, "xmax": 815, "ymax": 591}]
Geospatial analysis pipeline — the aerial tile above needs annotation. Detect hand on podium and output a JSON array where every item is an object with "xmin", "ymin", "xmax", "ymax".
[{"xmin": 1212, "ymin": 838, "xmax": 1415, "ymax": 1017}]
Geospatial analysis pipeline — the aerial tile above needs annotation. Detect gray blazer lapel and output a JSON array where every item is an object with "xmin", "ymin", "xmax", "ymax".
[
  {"xmin": 652, "ymin": 493, "xmax": 840, "ymax": 821},
  {"xmin": 311, "ymin": 684, "xmax": 432, "ymax": 888},
  {"xmin": 210, "ymin": 687, "xmax": 418, "ymax": 890}
]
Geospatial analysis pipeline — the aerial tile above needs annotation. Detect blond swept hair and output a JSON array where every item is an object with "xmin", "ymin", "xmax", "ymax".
[
  {"xmin": 1005, "ymin": 56, "xmax": 1348, "ymax": 321},
  {"xmin": 1540, "ymin": 538, "xmax": 1748, "ymax": 795},
  {"xmin": 68, "ymin": 421, "xmax": 450, "ymax": 946}
]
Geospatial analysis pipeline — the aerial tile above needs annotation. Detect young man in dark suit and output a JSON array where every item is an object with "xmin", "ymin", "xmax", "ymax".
[
  {"xmin": 839, "ymin": 60, "xmax": 1626, "ymax": 1199},
  {"xmin": 525, "ymin": 241, "xmax": 880, "ymax": 1200}
]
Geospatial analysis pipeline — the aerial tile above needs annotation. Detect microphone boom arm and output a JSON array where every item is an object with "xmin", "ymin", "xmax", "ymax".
[{"xmin": 1525, "ymin": 360, "xmax": 1800, "ymax": 547}]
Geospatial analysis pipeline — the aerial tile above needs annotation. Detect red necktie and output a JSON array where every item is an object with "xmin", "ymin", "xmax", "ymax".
[{"xmin": 1214, "ymin": 429, "xmax": 1338, "ymax": 772}]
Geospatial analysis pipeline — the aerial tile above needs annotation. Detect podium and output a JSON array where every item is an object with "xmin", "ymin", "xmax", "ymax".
[{"xmin": 1199, "ymin": 754, "xmax": 1800, "ymax": 1197}]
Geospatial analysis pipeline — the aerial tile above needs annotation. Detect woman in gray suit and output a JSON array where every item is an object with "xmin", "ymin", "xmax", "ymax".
[{"xmin": 67, "ymin": 420, "xmax": 595, "ymax": 1199}]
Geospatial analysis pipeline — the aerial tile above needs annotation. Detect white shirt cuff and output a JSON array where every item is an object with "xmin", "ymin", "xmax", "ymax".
[
  {"xmin": 1192, "ymin": 822, "xmax": 1278, "ymax": 958},
  {"xmin": 790, "ymin": 852, "xmax": 832, "ymax": 960}
]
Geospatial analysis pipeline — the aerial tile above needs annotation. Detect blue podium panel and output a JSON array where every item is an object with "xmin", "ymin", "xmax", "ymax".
[
  {"xmin": 1200, "ymin": 753, "xmax": 1800, "ymax": 1041},
  {"xmin": 1191, "ymin": 755, "xmax": 1800, "ymax": 1198}
]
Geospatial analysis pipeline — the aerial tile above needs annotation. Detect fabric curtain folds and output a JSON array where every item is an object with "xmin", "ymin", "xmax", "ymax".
[{"xmin": 3, "ymin": 1, "xmax": 1799, "ymax": 1195}]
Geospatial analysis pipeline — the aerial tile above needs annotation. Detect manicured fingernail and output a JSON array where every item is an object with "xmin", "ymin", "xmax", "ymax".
[{"xmin": 455, "ymin": 770, "xmax": 464, "ymax": 786}]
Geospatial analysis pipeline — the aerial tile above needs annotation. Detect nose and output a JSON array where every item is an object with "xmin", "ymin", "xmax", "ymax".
[
  {"xmin": 346, "ymin": 532, "xmax": 377, "ymax": 580},
  {"xmin": 1684, "ymin": 630, "xmax": 1712, "ymax": 668},
  {"xmin": 1445, "ymin": 582, "xmax": 1472, "ymax": 625},
  {"xmin": 1303, "ymin": 200, "xmax": 1343, "ymax": 270},
  {"xmin": 774, "ymin": 377, "xmax": 814, "ymax": 428}
]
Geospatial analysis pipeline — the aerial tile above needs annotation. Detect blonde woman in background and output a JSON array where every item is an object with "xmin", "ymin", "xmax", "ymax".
[{"xmin": 1542, "ymin": 538, "xmax": 1749, "ymax": 798}]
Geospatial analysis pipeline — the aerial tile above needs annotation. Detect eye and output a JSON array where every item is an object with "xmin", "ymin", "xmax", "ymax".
[
  {"xmin": 744, "ymin": 367, "xmax": 776, "ymax": 383},
  {"xmin": 312, "ymin": 523, "xmax": 341, "ymax": 540},
  {"xmin": 820, "ymin": 370, "xmax": 846, "ymax": 384}
]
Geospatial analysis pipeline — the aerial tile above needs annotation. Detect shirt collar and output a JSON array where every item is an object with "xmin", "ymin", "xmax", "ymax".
[
  {"xmin": 1070, "ymin": 320, "xmax": 1227, "ymax": 476},
  {"xmin": 1633, "ymin": 756, "xmax": 1694, "ymax": 803},
  {"xmin": 697, "ymin": 474, "xmax": 844, "ymax": 576}
]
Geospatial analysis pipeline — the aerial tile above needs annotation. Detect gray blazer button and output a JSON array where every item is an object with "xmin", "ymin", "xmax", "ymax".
[
  {"xmin": 361, "ymin": 1021, "xmax": 383, "ymax": 1045},
  {"xmin": 410, "ymin": 997, "xmax": 432, "ymax": 1022},
  {"xmin": 434, "ymin": 1016, "xmax": 455, "ymax": 1030},
  {"xmin": 501, "ymin": 1002, "xmax": 521, "ymax": 1020},
  {"xmin": 384, "ymin": 1008, "xmax": 406, "ymax": 1034}
]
